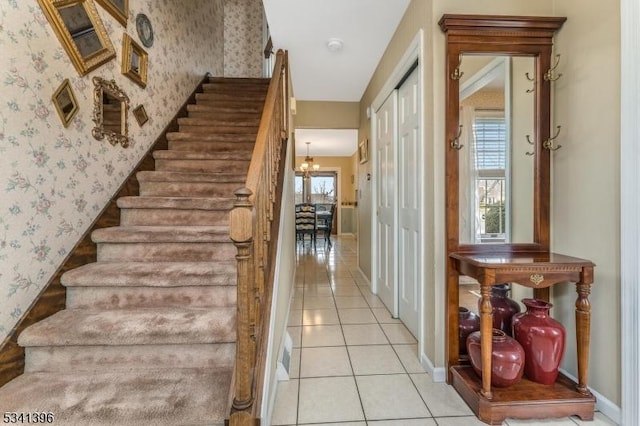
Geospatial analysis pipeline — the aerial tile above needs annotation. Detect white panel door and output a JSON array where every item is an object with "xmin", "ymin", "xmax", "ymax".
[
  {"xmin": 397, "ymin": 68, "xmax": 421, "ymax": 337},
  {"xmin": 375, "ymin": 92, "xmax": 398, "ymax": 315}
]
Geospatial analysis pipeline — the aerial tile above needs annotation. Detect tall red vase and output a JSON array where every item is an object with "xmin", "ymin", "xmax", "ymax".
[
  {"xmin": 466, "ymin": 329, "xmax": 525, "ymax": 387},
  {"xmin": 512, "ymin": 298, "xmax": 566, "ymax": 385},
  {"xmin": 477, "ymin": 283, "xmax": 521, "ymax": 336},
  {"xmin": 458, "ymin": 307, "xmax": 480, "ymax": 355}
]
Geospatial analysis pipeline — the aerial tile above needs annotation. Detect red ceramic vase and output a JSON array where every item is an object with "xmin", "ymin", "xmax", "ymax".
[
  {"xmin": 478, "ymin": 283, "xmax": 521, "ymax": 336},
  {"xmin": 458, "ymin": 307, "xmax": 480, "ymax": 355},
  {"xmin": 512, "ymin": 298, "xmax": 566, "ymax": 385},
  {"xmin": 466, "ymin": 329, "xmax": 525, "ymax": 387}
]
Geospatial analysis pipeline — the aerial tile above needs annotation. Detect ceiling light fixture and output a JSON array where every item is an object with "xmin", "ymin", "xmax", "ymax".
[
  {"xmin": 326, "ymin": 38, "xmax": 344, "ymax": 53},
  {"xmin": 300, "ymin": 141, "xmax": 320, "ymax": 179}
]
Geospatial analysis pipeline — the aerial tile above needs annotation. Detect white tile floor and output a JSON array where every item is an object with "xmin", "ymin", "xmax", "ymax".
[{"xmin": 270, "ymin": 236, "xmax": 617, "ymax": 426}]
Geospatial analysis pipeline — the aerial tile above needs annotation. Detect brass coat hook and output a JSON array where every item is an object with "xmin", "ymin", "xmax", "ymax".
[
  {"xmin": 543, "ymin": 126, "xmax": 562, "ymax": 151},
  {"xmin": 451, "ymin": 54, "xmax": 464, "ymax": 80},
  {"xmin": 525, "ymin": 72, "xmax": 536, "ymax": 93},
  {"xmin": 544, "ymin": 54, "xmax": 563, "ymax": 81},
  {"xmin": 525, "ymin": 135, "xmax": 535, "ymax": 156},
  {"xmin": 450, "ymin": 125, "xmax": 464, "ymax": 150}
]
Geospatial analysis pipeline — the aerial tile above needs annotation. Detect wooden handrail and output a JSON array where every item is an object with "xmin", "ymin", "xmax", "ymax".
[{"xmin": 228, "ymin": 50, "xmax": 289, "ymax": 426}]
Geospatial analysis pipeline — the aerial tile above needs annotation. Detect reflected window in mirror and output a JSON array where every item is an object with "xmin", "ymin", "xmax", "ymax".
[{"xmin": 458, "ymin": 55, "xmax": 535, "ymax": 244}]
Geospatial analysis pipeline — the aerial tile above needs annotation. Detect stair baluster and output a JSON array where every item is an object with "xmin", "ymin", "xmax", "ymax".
[{"xmin": 228, "ymin": 50, "xmax": 289, "ymax": 425}]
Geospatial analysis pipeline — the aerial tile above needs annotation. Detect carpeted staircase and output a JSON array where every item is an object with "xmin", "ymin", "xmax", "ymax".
[{"xmin": 0, "ymin": 77, "xmax": 269, "ymax": 425}]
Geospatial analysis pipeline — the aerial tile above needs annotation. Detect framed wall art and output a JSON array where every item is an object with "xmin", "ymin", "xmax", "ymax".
[
  {"xmin": 133, "ymin": 104, "xmax": 148, "ymax": 126},
  {"xmin": 121, "ymin": 33, "xmax": 148, "ymax": 88},
  {"xmin": 135, "ymin": 13, "xmax": 153, "ymax": 48},
  {"xmin": 52, "ymin": 79, "xmax": 79, "ymax": 127},
  {"xmin": 36, "ymin": 0, "xmax": 115, "ymax": 76},
  {"xmin": 358, "ymin": 138, "xmax": 369, "ymax": 164},
  {"xmin": 95, "ymin": 0, "xmax": 128, "ymax": 26}
]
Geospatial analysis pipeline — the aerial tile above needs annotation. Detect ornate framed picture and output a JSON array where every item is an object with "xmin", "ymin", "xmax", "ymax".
[
  {"xmin": 52, "ymin": 79, "xmax": 79, "ymax": 127},
  {"xmin": 121, "ymin": 33, "xmax": 148, "ymax": 88},
  {"xmin": 95, "ymin": 0, "xmax": 128, "ymax": 26},
  {"xmin": 135, "ymin": 13, "xmax": 153, "ymax": 47},
  {"xmin": 358, "ymin": 138, "xmax": 369, "ymax": 164},
  {"xmin": 36, "ymin": 0, "xmax": 115, "ymax": 76},
  {"xmin": 133, "ymin": 104, "xmax": 148, "ymax": 126}
]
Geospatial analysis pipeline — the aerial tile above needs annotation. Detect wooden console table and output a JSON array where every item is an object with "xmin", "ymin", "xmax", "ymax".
[{"xmin": 449, "ymin": 251, "xmax": 596, "ymax": 424}]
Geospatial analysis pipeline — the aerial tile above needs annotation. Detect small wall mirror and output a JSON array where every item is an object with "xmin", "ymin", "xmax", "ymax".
[
  {"xmin": 52, "ymin": 79, "xmax": 79, "ymax": 128},
  {"xmin": 37, "ymin": 0, "xmax": 115, "ymax": 76},
  {"xmin": 457, "ymin": 55, "xmax": 535, "ymax": 244},
  {"xmin": 91, "ymin": 76, "xmax": 129, "ymax": 148}
]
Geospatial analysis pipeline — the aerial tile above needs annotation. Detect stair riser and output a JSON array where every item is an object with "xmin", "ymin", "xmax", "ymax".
[
  {"xmin": 24, "ymin": 343, "xmax": 235, "ymax": 372},
  {"xmin": 155, "ymin": 159, "xmax": 249, "ymax": 174},
  {"xmin": 139, "ymin": 182, "xmax": 242, "ymax": 197},
  {"xmin": 177, "ymin": 125, "xmax": 259, "ymax": 134},
  {"xmin": 202, "ymin": 83, "xmax": 268, "ymax": 91},
  {"xmin": 179, "ymin": 117, "xmax": 260, "ymax": 126},
  {"xmin": 168, "ymin": 141, "xmax": 255, "ymax": 152},
  {"xmin": 195, "ymin": 93, "xmax": 265, "ymax": 102},
  {"xmin": 97, "ymin": 242, "xmax": 236, "ymax": 262},
  {"xmin": 120, "ymin": 208, "xmax": 229, "ymax": 226},
  {"xmin": 166, "ymin": 132, "xmax": 256, "ymax": 142},
  {"xmin": 66, "ymin": 285, "xmax": 236, "ymax": 309},
  {"xmin": 186, "ymin": 113, "xmax": 260, "ymax": 123}
]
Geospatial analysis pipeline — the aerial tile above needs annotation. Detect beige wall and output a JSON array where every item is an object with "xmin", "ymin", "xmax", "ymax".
[
  {"xmin": 295, "ymin": 101, "xmax": 360, "ymax": 128},
  {"xmin": 356, "ymin": 0, "xmax": 621, "ymax": 409},
  {"xmin": 550, "ymin": 0, "xmax": 621, "ymax": 406}
]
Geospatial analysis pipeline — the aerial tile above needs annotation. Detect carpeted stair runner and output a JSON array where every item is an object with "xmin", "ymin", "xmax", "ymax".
[{"xmin": 0, "ymin": 77, "xmax": 269, "ymax": 425}]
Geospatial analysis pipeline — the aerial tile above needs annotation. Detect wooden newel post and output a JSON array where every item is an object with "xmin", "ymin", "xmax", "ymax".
[{"xmin": 230, "ymin": 187, "xmax": 255, "ymax": 424}]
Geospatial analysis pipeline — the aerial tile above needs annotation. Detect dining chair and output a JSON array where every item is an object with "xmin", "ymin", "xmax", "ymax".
[
  {"xmin": 295, "ymin": 203, "xmax": 317, "ymax": 248},
  {"xmin": 315, "ymin": 203, "xmax": 336, "ymax": 248}
]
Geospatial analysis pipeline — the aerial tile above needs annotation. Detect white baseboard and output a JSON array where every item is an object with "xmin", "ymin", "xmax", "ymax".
[
  {"xmin": 421, "ymin": 352, "xmax": 446, "ymax": 383},
  {"xmin": 559, "ymin": 368, "xmax": 621, "ymax": 425}
]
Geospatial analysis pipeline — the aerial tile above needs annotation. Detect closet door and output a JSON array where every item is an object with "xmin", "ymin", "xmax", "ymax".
[
  {"xmin": 398, "ymin": 68, "xmax": 420, "ymax": 337},
  {"xmin": 375, "ymin": 92, "xmax": 398, "ymax": 315}
]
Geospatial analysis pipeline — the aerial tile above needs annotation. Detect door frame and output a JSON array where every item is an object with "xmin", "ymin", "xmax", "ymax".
[
  {"xmin": 370, "ymin": 29, "xmax": 425, "ymax": 352},
  {"xmin": 621, "ymin": 0, "xmax": 640, "ymax": 423}
]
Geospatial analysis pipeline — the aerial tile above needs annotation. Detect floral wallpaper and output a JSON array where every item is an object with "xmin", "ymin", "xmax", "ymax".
[
  {"xmin": 223, "ymin": 0, "xmax": 264, "ymax": 78},
  {"xmin": 0, "ymin": 0, "xmax": 224, "ymax": 342}
]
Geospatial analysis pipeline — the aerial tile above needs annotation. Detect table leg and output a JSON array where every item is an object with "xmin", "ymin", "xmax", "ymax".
[
  {"xmin": 575, "ymin": 280, "xmax": 591, "ymax": 394},
  {"xmin": 480, "ymin": 284, "xmax": 493, "ymax": 399}
]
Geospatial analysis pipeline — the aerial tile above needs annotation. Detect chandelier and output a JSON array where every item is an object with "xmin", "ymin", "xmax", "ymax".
[{"xmin": 300, "ymin": 141, "xmax": 320, "ymax": 178}]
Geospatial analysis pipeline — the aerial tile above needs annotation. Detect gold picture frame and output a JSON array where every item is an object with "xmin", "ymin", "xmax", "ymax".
[
  {"xmin": 91, "ymin": 76, "xmax": 130, "ymax": 148},
  {"xmin": 358, "ymin": 138, "xmax": 369, "ymax": 164},
  {"xmin": 36, "ymin": 0, "xmax": 115, "ymax": 76},
  {"xmin": 133, "ymin": 105, "xmax": 148, "ymax": 126},
  {"xmin": 52, "ymin": 79, "xmax": 79, "ymax": 128},
  {"xmin": 121, "ymin": 33, "xmax": 148, "ymax": 88},
  {"xmin": 95, "ymin": 0, "xmax": 128, "ymax": 27}
]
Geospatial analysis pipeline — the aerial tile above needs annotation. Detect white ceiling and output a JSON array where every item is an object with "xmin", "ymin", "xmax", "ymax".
[
  {"xmin": 263, "ymin": 0, "xmax": 411, "ymax": 102},
  {"xmin": 263, "ymin": 0, "xmax": 410, "ymax": 157}
]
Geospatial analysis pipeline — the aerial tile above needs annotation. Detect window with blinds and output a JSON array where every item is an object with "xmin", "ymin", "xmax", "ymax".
[{"xmin": 473, "ymin": 110, "xmax": 507, "ymax": 241}]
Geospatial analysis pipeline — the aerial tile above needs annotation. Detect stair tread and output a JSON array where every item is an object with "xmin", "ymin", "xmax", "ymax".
[
  {"xmin": 18, "ymin": 307, "xmax": 236, "ymax": 346},
  {"xmin": 208, "ymin": 76, "xmax": 270, "ymax": 84},
  {"xmin": 153, "ymin": 150, "xmax": 252, "ymax": 160},
  {"xmin": 117, "ymin": 196, "xmax": 234, "ymax": 210},
  {"xmin": 92, "ymin": 225, "xmax": 230, "ymax": 243},
  {"xmin": 137, "ymin": 170, "xmax": 246, "ymax": 182},
  {"xmin": 0, "ymin": 367, "xmax": 232, "ymax": 425},
  {"xmin": 62, "ymin": 261, "xmax": 236, "ymax": 287},
  {"xmin": 166, "ymin": 131, "xmax": 256, "ymax": 141}
]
